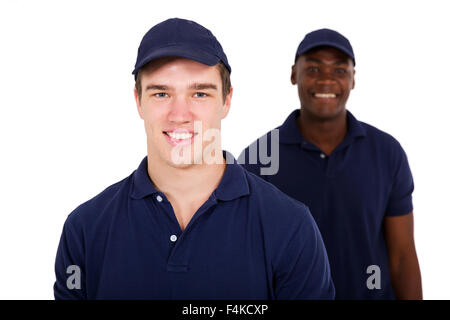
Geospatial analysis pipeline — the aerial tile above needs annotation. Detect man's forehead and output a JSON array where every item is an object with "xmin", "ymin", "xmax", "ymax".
[
  {"xmin": 142, "ymin": 57, "xmax": 212, "ymax": 72},
  {"xmin": 140, "ymin": 57, "xmax": 221, "ymax": 79},
  {"xmin": 300, "ymin": 46, "xmax": 354, "ymax": 65},
  {"xmin": 140, "ymin": 60, "xmax": 222, "ymax": 92}
]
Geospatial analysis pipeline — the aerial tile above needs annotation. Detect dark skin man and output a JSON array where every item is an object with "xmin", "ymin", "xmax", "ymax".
[{"xmin": 290, "ymin": 46, "xmax": 422, "ymax": 299}]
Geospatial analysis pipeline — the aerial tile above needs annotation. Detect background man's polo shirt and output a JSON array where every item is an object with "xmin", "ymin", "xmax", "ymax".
[
  {"xmin": 240, "ymin": 110, "xmax": 414, "ymax": 299},
  {"xmin": 54, "ymin": 153, "xmax": 335, "ymax": 300}
]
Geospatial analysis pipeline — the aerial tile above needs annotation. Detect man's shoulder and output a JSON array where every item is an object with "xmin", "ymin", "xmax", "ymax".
[
  {"xmin": 359, "ymin": 120, "xmax": 400, "ymax": 143},
  {"xmin": 243, "ymin": 167, "xmax": 311, "ymax": 220},
  {"xmin": 238, "ymin": 126, "xmax": 280, "ymax": 174},
  {"xmin": 357, "ymin": 120, "xmax": 408, "ymax": 158},
  {"xmin": 64, "ymin": 174, "xmax": 133, "ymax": 228},
  {"xmin": 244, "ymin": 126, "xmax": 280, "ymax": 149},
  {"xmin": 242, "ymin": 168, "xmax": 322, "ymax": 256}
]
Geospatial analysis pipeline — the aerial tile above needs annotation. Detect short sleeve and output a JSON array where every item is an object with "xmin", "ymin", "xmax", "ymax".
[
  {"xmin": 54, "ymin": 214, "xmax": 87, "ymax": 300},
  {"xmin": 385, "ymin": 144, "xmax": 414, "ymax": 216},
  {"xmin": 273, "ymin": 208, "xmax": 335, "ymax": 299}
]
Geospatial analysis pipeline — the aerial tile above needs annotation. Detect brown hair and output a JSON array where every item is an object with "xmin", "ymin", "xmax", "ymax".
[{"xmin": 135, "ymin": 58, "xmax": 231, "ymax": 103}]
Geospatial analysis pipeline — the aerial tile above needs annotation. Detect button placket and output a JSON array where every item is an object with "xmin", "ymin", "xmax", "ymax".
[
  {"xmin": 152, "ymin": 193, "xmax": 181, "ymax": 248},
  {"xmin": 166, "ymin": 198, "xmax": 217, "ymax": 272}
]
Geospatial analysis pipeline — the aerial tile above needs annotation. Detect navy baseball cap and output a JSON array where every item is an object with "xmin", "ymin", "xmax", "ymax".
[
  {"xmin": 132, "ymin": 18, "xmax": 231, "ymax": 80},
  {"xmin": 294, "ymin": 28, "xmax": 355, "ymax": 65}
]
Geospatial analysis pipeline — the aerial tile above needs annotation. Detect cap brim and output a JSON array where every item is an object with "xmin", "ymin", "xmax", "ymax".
[{"xmin": 132, "ymin": 45, "xmax": 220, "ymax": 77}]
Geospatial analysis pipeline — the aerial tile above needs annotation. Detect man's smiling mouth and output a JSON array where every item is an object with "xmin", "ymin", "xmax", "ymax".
[
  {"xmin": 164, "ymin": 131, "xmax": 194, "ymax": 140},
  {"xmin": 314, "ymin": 93, "xmax": 337, "ymax": 98},
  {"xmin": 163, "ymin": 130, "xmax": 199, "ymax": 142}
]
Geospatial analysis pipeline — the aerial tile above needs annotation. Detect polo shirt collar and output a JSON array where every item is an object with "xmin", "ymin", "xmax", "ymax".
[
  {"xmin": 278, "ymin": 109, "xmax": 303, "ymax": 144},
  {"xmin": 346, "ymin": 110, "xmax": 367, "ymax": 139},
  {"xmin": 214, "ymin": 151, "xmax": 250, "ymax": 201},
  {"xmin": 278, "ymin": 109, "xmax": 366, "ymax": 145},
  {"xmin": 130, "ymin": 152, "xmax": 250, "ymax": 201},
  {"xmin": 130, "ymin": 157, "xmax": 159, "ymax": 199}
]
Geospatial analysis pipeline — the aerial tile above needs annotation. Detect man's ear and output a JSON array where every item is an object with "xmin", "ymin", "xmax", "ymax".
[
  {"xmin": 221, "ymin": 86, "xmax": 233, "ymax": 119},
  {"xmin": 352, "ymin": 69, "xmax": 356, "ymax": 90},
  {"xmin": 291, "ymin": 64, "xmax": 297, "ymax": 85},
  {"xmin": 134, "ymin": 86, "xmax": 144, "ymax": 120}
]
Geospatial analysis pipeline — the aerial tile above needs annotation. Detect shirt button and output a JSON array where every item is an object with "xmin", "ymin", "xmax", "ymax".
[
  {"xmin": 156, "ymin": 195, "xmax": 163, "ymax": 202},
  {"xmin": 320, "ymin": 153, "xmax": 326, "ymax": 159},
  {"xmin": 170, "ymin": 235, "xmax": 177, "ymax": 242}
]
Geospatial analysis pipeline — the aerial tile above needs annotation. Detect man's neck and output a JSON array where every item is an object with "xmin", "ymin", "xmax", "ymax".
[
  {"xmin": 148, "ymin": 157, "xmax": 226, "ymax": 198},
  {"xmin": 297, "ymin": 109, "xmax": 348, "ymax": 156},
  {"xmin": 147, "ymin": 154, "xmax": 226, "ymax": 230}
]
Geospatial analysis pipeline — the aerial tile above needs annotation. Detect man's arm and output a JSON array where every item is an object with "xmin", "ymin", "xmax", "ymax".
[{"xmin": 384, "ymin": 212, "xmax": 422, "ymax": 299}]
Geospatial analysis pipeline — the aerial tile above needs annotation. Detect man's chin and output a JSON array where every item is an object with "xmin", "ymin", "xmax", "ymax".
[
  {"xmin": 165, "ymin": 156, "xmax": 196, "ymax": 168},
  {"xmin": 168, "ymin": 162, "xmax": 195, "ymax": 169},
  {"xmin": 164, "ymin": 152, "xmax": 202, "ymax": 169}
]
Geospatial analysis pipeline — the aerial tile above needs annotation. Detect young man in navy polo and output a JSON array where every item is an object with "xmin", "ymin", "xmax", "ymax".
[
  {"xmin": 53, "ymin": 18, "xmax": 334, "ymax": 300},
  {"xmin": 240, "ymin": 29, "xmax": 422, "ymax": 299}
]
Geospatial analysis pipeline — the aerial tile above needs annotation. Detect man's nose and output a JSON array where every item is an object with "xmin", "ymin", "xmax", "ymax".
[
  {"xmin": 167, "ymin": 96, "xmax": 193, "ymax": 123},
  {"xmin": 316, "ymin": 68, "xmax": 337, "ymax": 84},
  {"xmin": 316, "ymin": 71, "xmax": 336, "ymax": 85}
]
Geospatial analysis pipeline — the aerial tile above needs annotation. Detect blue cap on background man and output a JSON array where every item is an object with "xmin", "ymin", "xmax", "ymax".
[
  {"xmin": 132, "ymin": 18, "xmax": 231, "ymax": 80},
  {"xmin": 295, "ymin": 28, "xmax": 355, "ymax": 65}
]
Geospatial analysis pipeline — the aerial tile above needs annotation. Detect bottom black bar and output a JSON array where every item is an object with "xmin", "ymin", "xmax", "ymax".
[{"xmin": 0, "ymin": 300, "xmax": 440, "ymax": 318}]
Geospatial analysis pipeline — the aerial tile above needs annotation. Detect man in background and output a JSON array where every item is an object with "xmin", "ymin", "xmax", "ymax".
[{"xmin": 240, "ymin": 28, "xmax": 422, "ymax": 299}]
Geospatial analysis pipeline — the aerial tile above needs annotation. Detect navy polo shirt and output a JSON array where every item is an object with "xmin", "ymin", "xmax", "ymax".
[
  {"xmin": 54, "ymin": 152, "xmax": 335, "ymax": 300},
  {"xmin": 240, "ymin": 110, "xmax": 414, "ymax": 300}
]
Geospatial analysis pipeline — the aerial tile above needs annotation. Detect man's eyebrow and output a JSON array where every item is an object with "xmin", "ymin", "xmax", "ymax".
[
  {"xmin": 305, "ymin": 58, "xmax": 323, "ymax": 64},
  {"xmin": 332, "ymin": 60, "xmax": 350, "ymax": 66},
  {"xmin": 145, "ymin": 84, "xmax": 170, "ymax": 91},
  {"xmin": 188, "ymin": 83, "xmax": 218, "ymax": 90}
]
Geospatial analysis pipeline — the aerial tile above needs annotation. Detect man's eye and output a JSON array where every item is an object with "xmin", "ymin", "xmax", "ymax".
[
  {"xmin": 154, "ymin": 92, "xmax": 168, "ymax": 98},
  {"xmin": 194, "ymin": 92, "xmax": 208, "ymax": 98},
  {"xmin": 335, "ymin": 68, "xmax": 347, "ymax": 74},
  {"xmin": 307, "ymin": 66, "xmax": 319, "ymax": 73}
]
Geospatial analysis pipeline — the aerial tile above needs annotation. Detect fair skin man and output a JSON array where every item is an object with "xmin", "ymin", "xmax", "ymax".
[
  {"xmin": 134, "ymin": 57, "xmax": 232, "ymax": 231},
  {"xmin": 290, "ymin": 46, "xmax": 422, "ymax": 299}
]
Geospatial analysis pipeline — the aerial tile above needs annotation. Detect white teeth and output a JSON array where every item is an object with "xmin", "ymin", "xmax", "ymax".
[
  {"xmin": 166, "ymin": 132, "xmax": 193, "ymax": 140},
  {"xmin": 315, "ymin": 93, "xmax": 336, "ymax": 98}
]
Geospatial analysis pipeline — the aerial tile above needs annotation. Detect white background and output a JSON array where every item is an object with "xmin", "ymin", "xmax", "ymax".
[{"xmin": 0, "ymin": 0, "xmax": 449, "ymax": 299}]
